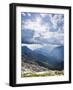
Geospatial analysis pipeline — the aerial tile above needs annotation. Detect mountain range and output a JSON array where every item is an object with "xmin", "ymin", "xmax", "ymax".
[{"xmin": 22, "ymin": 45, "xmax": 64, "ymax": 70}]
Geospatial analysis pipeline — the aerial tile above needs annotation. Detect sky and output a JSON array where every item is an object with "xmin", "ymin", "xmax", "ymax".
[{"xmin": 21, "ymin": 12, "xmax": 64, "ymax": 45}]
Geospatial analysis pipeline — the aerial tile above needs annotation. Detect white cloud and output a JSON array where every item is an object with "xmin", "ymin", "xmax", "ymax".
[
  {"xmin": 21, "ymin": 13, "xmax": 64, "ymax": 45},
  {"xmin": 49, "ymin": 14, "xmax": 64, "ymax": 30},
  {"xmin": 27, "ymin": 13, "xmax": 31, "ymax": 16},
  {"xmin": 21, "ymin": 12, "xmax": 26, "ymax": 16},
  {"xmin": 22, "ymin": 17, "xmax": 48, "ymax": 33},
  {"xmin": 40, "ymin": 13, "xmax": 47, "ymax": 18},
  {"xmin": 22, "ymin": 44, "xmax": 43, "ymax": 50}
]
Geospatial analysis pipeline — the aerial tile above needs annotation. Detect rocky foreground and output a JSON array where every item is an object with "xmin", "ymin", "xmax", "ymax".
[{"xmin": 21, "ymin": 58, "xmax": 64, "ymax": 77}]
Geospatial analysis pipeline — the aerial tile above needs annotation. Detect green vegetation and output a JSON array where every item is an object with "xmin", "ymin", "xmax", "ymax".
[
  {"xmin": 21, "ymin": 60, "xmax": 64, "ymax": 78},
  {"xmin": 21, "ymin": 70, "xmax": 64, "ymax": 77}
]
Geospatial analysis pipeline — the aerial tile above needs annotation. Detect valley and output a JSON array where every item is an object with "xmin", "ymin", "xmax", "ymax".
[{"xmin": 21, "ymin": 44, "xmax": 64, "ymax": 77}]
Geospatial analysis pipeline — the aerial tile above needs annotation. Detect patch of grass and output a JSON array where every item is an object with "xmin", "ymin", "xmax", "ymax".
[{"xmin": 21, "ymin": 70, "xmax": 64, "ymax": 77}]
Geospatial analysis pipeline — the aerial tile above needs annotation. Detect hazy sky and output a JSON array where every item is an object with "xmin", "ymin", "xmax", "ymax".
[{"xmin": 21, "ymin": 12, "xmax": 64, "ymax": 45}]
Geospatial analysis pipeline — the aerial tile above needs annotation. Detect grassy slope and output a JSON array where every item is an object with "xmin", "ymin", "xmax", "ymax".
[
  {"xmin": 21, "ymin": 70, "xmax": 64, "ymax": 77},
  {"xmin": 21, "ymin": 60, "xmax": 64, "ymax": 77}
]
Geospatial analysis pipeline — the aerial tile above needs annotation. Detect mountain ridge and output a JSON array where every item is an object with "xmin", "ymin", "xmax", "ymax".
[{"xmin": 22, "ymin": 45, "xmax": 64, "ymax": 70}]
